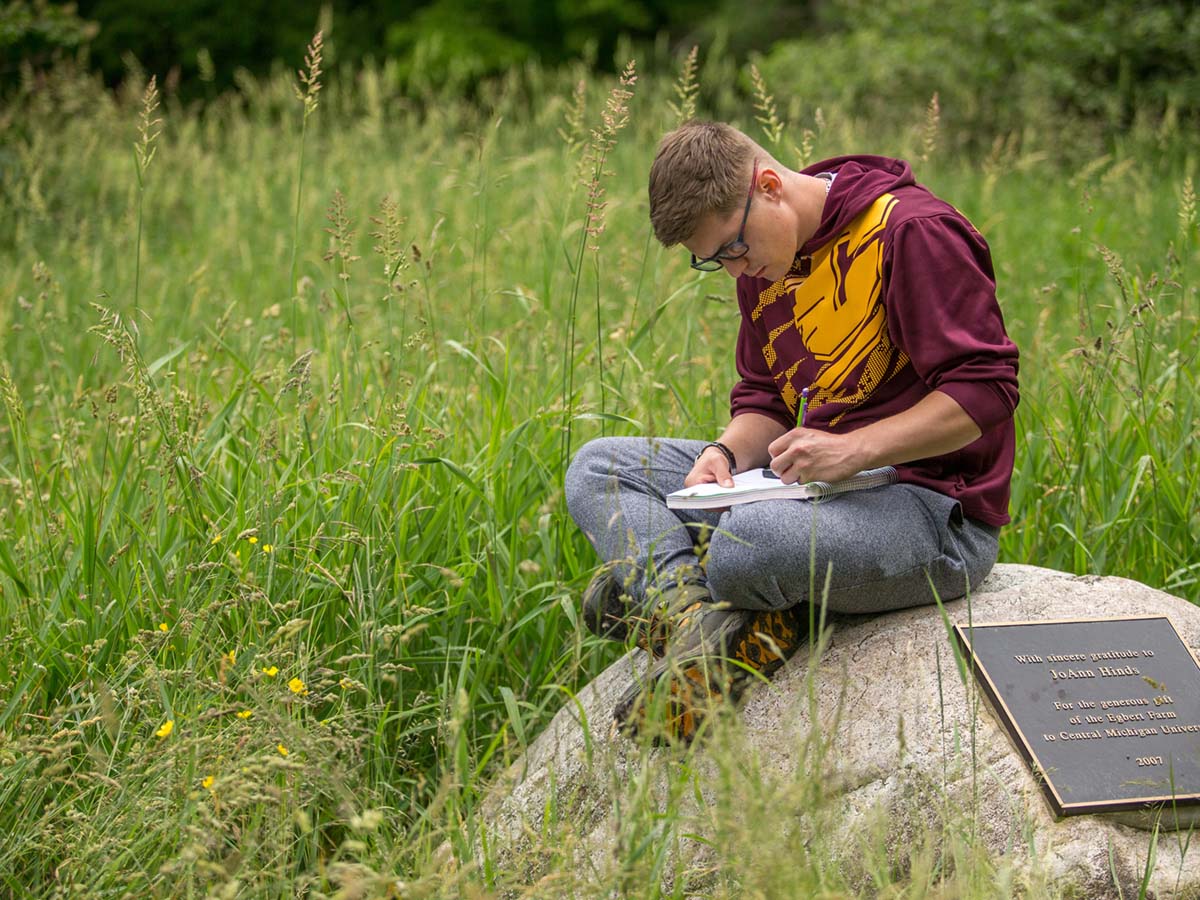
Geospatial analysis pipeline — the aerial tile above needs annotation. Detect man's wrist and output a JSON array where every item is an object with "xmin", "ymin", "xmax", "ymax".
[{"xmin": 696, "ymin": 441, "xmax": 737, "ymax": 475}]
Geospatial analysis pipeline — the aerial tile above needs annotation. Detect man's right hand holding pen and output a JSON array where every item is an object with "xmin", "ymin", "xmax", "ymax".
[{"xmin": 687, "ymin": 385, "xmax": 986, "ymax": 492}]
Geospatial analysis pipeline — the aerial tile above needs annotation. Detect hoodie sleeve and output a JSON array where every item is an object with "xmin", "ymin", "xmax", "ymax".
[
  {"xmin": 883, "ymin": 214, "xmax": 1020, "ymax": 431},
  {"xmin": 729, "ymin": 277, "xmax": 796, "ymax": 429}
]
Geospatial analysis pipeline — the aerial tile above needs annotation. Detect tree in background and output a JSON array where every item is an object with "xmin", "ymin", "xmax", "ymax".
[
  {"xmin": 755, "ymin": 0, "xmax": 1200, "ymax": 145},
  {"xmin": 5, "ymin": 0, "xmax": 1198, "ymax": 144},
  {"xmin": 1, "ymin": 0, "xmax": 98, "ymax": 85},
  {"xmin": 62, "ymin": 0, "xmax": 711, "ymax": 96}
]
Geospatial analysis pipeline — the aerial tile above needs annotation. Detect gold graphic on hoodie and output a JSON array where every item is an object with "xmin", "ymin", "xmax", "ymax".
[{"xmin": 751, "ymin": 193, "xmax": 910, "ymax": 423}]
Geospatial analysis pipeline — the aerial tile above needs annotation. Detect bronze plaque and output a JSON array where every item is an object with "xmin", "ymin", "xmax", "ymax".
[{"xmin": 954, "ymin": 616, "xmax": 1200, "ymax": 817}]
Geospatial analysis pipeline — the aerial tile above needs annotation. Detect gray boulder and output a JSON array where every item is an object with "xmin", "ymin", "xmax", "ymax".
[{"xmin": 481, "ymin": 565, "xmax": 1200, "ymax": 898}]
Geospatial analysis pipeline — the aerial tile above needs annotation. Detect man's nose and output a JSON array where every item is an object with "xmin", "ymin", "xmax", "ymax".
[{"xmin": 722, "ymin": 256, "xmax": 749, "ymax": 278}]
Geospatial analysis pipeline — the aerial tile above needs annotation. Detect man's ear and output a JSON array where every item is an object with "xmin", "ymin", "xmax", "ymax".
[{"xmin": 757, "ymin": 167, "xmax": 784, "ymax": 200}]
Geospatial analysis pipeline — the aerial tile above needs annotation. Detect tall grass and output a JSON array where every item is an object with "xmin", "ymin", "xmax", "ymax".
[{"xmin": 0, "ymin": 42, "xmax": 1196, "ymax": 896}]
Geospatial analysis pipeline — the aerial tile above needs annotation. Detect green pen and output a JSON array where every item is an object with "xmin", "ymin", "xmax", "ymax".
[{"xmin": 798, "ymin": 387, "xmax": 810, "ymax": 427}]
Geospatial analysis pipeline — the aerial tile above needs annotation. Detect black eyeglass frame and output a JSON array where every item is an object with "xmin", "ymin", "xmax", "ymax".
[{"xmin": 689, "ymin": 159, "xmax": 759, "ymax": 272}]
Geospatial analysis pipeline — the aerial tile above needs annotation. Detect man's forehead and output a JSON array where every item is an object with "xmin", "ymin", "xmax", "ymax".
[{"xmin": 687, "ymin": 209, "xmax": 740, "ymax": 254}]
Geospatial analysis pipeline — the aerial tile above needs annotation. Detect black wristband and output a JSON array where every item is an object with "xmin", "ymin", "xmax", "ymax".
[{"xmin": 696, "ymin": 441, "xmax": 737, "ymax": 475}]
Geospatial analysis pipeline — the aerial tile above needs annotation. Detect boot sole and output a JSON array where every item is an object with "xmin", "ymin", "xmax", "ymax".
[{"xmin": 614, "ymin": 606, "xmax": 808, "ymax": 743}]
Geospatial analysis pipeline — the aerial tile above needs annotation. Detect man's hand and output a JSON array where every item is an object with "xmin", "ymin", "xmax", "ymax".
[
  {"xmin": 684, "ymin": 446, "xmax": 736, "ymax": 488},
  {"xmin": 766, "ymin": 390, "xmax": 984, "ymax": 484},
  {"xmin": 766, "ymin": 428, "xmax": 866, "ymax": 484}
]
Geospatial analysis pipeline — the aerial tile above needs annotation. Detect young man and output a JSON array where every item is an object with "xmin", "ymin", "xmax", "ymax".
[{"xmin": 564, "ymin": 121, "xmax": 1019, "ymax": 743}]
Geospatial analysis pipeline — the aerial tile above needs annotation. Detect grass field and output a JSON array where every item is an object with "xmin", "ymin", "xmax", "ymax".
[{"xmin": 1, "ymin": 44, "xmax": 1197, "ymax": 896}]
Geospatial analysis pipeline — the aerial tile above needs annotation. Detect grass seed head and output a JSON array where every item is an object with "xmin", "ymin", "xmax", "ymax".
[
  {"xmin": 668, "ymin": 46, "xmax": 700, "ymax": 126},
  {"xmin": 583, "ymin": 61, "xmax": 637, "ymax": 250},
  {"xmin": 558, "ymin": 78, "xmax": 588, "ymax": 154},
  {"xmin": 135, "ymin": 75, "xmax": 162, "ymax": 176},
  {"xmin": 750, "ymin": 63, "xmax": 785, "ymax": 150},
  {"xmin": 295, "ymin": 30, "xmax": 324, "ymax": 119},
  {"xmin": 1180, "ymin": 174, "xmax": 1196, "ymax": 237},
  {"xmin": 922, "ymin": 92, "xmax": 941, "ymax": 162}
]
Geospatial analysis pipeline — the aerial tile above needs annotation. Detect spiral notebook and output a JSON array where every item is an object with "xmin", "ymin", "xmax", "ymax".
[{"xmin": 665, "ymin": 466, "xmax": 898, "ymax": 510}]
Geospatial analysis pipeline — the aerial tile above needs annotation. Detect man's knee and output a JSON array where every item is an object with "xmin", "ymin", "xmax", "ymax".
[
  {"xmin": 706, "ymin": 517, "xmax": 800, "ymax": 610},
  {"xmin": 565, "ymin": 437, "xmax": 624, "ymax": 512}
]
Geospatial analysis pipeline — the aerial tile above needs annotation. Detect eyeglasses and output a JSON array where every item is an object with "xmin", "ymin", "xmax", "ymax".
[{"xmin": 690, "ymin": 159, "xmax": 758, "ymax": 272}]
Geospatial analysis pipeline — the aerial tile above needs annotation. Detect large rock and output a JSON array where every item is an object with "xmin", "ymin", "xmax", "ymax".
[{"xmin": 481, "ymin": 565, "xmax": 1200, "ymax": 898}]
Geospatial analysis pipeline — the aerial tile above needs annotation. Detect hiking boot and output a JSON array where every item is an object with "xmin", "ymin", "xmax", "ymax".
[
  {"xmin": 582, "ymin": 572, "xmax": 709, "ymax": 657},
  {"xmin": 581, "ymin": 565, "xmax": 636, "ymax": 641},
  {"xmin": 612, "ymin": 603, "xmax": 808, "ymax": 744},
  {"xmin": 638, "ymin": 581, "xmax": 711, "ymax": 658}
]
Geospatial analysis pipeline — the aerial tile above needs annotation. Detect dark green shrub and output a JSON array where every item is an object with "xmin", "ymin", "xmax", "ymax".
[
  {"xmin": 755, "ymin": 0, "xmax": 1200, "ymax": 149},
  {"xmin": 0, "ymin": 0, "xmax": 98, "ymax": 83}
]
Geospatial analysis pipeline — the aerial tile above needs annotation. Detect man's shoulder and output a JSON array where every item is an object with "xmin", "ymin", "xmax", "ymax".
[
  {"xmin": 884, "ymin": 184, "xmax": 966, "ymax": 226},
  {"xmin": 879, "ymin": 186, "xmax": 989, "ymax": 256},
  {"xmin": 827, "ymin": 183, "xmax": 966, "ymax": 239}
]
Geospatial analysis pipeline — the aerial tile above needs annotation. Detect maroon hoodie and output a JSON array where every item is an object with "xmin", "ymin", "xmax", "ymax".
[{"xmin": 730, "ymin": 155, "xmax": 1020, "ymax": 526}]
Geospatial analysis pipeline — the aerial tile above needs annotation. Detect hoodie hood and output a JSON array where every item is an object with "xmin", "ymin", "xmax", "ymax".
[{"xmin": 798, "ymin": 155, "xmax": 915, "ymax": 255}]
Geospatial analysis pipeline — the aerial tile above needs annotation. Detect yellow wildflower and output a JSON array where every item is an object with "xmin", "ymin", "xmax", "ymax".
[
  {"xmin": 236, "ymin": 710, "xmax": 253, "ymax": 719},
  {"xmin": 211, "ymin": 534, "xmax": 222, "ymax": 545},
  {"xmin": 248, "ymin": 536, "xmax": 258, "ymax": 545},
  {"xmin": 158, "ymin": 623, "xmax": 168, "ymax": 633},
  {"xmin": 277, "ymin": 743, "xmax": 289, "ymax": 757},
  {"xmin": 262, "ymin": 544, "xmax": 273, "ymax": 553},
  {"xmin": 339, "ymin": 677, "xmax": 353, "ymax": 690},
  {"xmin": 262, "ymin": 666, "xmax": 278, "ymax": 677},
  {"xmin": 223, "ymin": 650, "xmax": 236, "ymax": 666},
  {"xmin": 156, "ymin": 719, "xmax": 174, "ymax": 738},
  {"xmin": 201, "ymin": 775, "xmax": 215, "ymax": 790},
  {"xmin": 288, "ymin": 677, "xmax": 308, "ymax": 696}
]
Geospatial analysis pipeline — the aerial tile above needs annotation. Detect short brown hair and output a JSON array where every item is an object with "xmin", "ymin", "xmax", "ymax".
[{"xmin": 648, "ymin": 121, "xmax": 763, "ymax": 247}]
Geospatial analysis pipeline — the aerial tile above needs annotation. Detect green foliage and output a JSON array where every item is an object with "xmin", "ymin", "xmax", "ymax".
[
  {"xmin": 384, "ymin": 1, "xmax": 535, "ymax": 94},
  {"xmin": 13, "ymin": 0, "xmax": 1200, "ymax": 152},
  {"xmin": 68, "ymin": 0, "xmax": 703, "ymax": 97},
  {"xmin": 0, "ymin": 45, "xmax": 1197, "ymax": 894},
  {"xmin": 757, "ymin": 0, "xmax": 1200, "ymax": 153},
  {"xmin": 0, "ymin": 0, "xmax": 97, "ymax": 81},
  {"xmin": 73, "ymin": 0, "xmax": 415, "ymax": 95}
]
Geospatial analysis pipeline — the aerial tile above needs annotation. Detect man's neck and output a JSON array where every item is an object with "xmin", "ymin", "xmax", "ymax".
[{"xmin": 788, "ymin": 172, "xmax": 831, "ymax": 251}]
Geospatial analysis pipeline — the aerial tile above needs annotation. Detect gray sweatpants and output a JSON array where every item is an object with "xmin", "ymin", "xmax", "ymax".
[{"xmin": 564, "ymin": 436, "xmax": 1000, "ymax": 615}]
